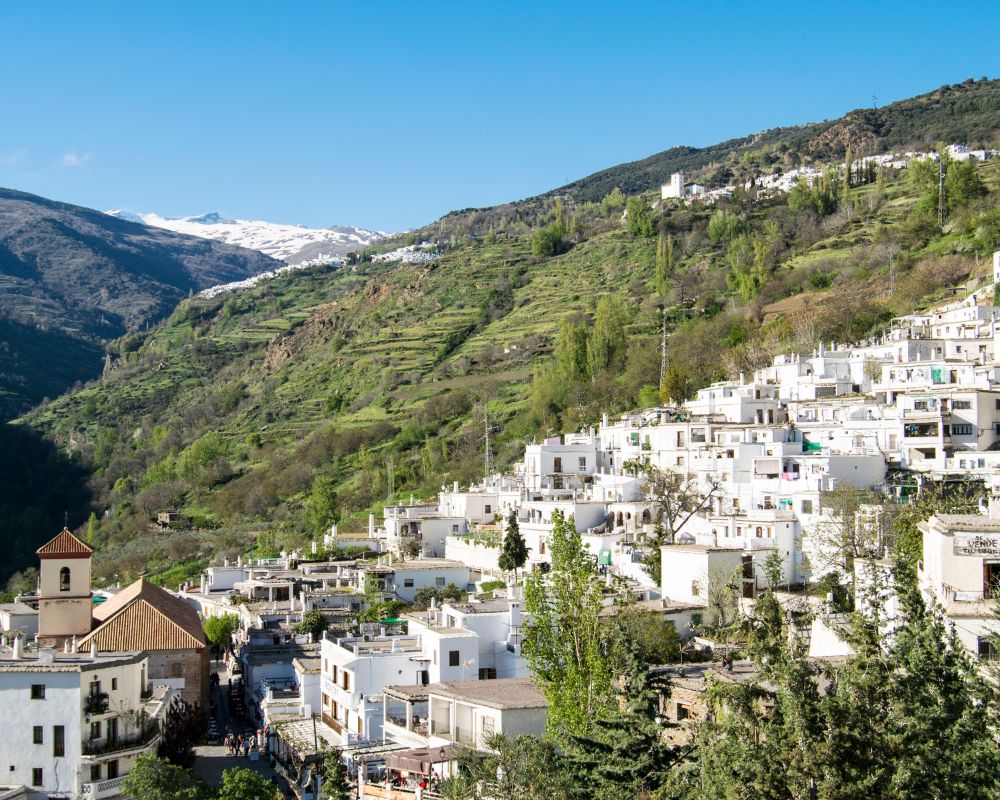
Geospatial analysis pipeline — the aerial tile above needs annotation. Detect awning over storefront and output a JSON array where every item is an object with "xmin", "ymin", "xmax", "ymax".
[{"xmin": 385, "ymin": 745, "xmax": 459, "ymax": 775}]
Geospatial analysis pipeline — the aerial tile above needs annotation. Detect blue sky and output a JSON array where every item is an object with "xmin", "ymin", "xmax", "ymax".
[{"xmin": 1, "ymin": 1, "xmax": 999, "ymax": 231}]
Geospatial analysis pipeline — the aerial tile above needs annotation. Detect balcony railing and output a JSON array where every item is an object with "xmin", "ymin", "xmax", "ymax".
[
  {"xmin": 80, "ymin": 775, "xmax": 128, "ymax": 800},
  {"xmin": 83, "ymin": 723, "xmax": 159, "ymax": 756},
  {"xmin": 84, "ymin": 693, "xmax": 110, "ymax": 716}
]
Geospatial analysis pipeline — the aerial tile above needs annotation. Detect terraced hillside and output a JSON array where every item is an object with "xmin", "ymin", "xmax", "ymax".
[{"xmin": 7, "ymin": 81, "xmax": 1000, "ymax": 587}]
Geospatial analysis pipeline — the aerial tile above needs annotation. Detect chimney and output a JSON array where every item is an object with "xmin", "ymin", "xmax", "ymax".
[
  {"xmin": 11, "ymin": 635, "xmax": 22, "ymax": 659},
  {"xmin": 90, "ymin": 640, "xmax": 98, "ymax": 659},
  {"xmin": 63, "ymin": 640, "xmax": 69, "ymax": 654},
  {"xmin": 200, "ymin": 575, "xmax": 207, "ymax": 594},
  {"xmin": 70, "ymin": 637, "xmax": 78, "ymax": 654},
  {"xmin": 453, "ymin": 482, "xmax": 459, "ymax": 493}
]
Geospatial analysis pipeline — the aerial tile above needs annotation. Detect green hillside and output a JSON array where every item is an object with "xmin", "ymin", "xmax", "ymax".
[
  {"xmin": 552, "ymin": 77, "xmax": 1000, "ymax": 202},
  {"xmin": 6, "ymin": 81, "xmax": 1000, "ymax": 586}
]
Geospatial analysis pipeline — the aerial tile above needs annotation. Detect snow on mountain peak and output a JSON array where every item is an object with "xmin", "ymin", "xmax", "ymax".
[{"xmin": 105, "ymin": 209, "xmax": 389, "ymax": 263}]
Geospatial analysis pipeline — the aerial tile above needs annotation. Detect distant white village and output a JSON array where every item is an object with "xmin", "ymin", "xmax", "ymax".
[
  {"xmin": 6, "ymin": 201, "xmax": 1000, "ymax": 798},
  {"xmin": 660, "ymin": 143, "xmax": 995, "ymax": 204}
]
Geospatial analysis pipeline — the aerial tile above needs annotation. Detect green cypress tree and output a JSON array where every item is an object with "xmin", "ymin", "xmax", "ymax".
[{"xmin": 498, "ymin": 509, "xmax": 528, "ymax": 577}]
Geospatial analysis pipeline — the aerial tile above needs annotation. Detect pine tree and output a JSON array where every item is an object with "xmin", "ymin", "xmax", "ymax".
[
  {"xmin": 498, "ymin": 509, "xmax": 528, "ymax": 578},
  {"xmin": 320, "ymin": 747, "xmax": 352, "ymax": 800}
]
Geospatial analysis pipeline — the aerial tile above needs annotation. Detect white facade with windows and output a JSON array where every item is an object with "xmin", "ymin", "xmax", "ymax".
[{"xmin": 0, "ymin": 647, "xmax": 166, "ymax": 800}]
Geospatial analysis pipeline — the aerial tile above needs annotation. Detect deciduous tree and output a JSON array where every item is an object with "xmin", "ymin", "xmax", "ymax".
[{"xmin": 523, "ymin": 510, "xmax": 623, "ymax": 740}]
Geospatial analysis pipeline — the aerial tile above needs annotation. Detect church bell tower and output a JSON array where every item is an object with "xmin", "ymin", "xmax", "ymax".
[{"xmin": 36, "ymin": 527, "xmax": 94, "ymax": 644}]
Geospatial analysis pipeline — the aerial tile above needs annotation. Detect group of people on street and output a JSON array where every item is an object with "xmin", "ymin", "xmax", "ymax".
[{"xmin": 224, "ymin": 731, "xmax": 258, "ymax": 758}]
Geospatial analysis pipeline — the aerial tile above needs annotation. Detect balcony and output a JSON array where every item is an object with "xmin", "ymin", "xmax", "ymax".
[
  {"xmin": 903, "ymin": 422, "xmax": 939, "ymax": 439},
  {"xmin": 83, "ymin": 722, "xmax": 159, "ymax": 757},
  {"xmin": 80, "ymin": 775, "xmax": 128, "ymax": 800},
  {"xmin": 322, "ymin": 711, "xmax": 345, "ymax": 734},
  {"xmin": 84, "ymin": 692, "xmax": 110, "ymax": 716}
]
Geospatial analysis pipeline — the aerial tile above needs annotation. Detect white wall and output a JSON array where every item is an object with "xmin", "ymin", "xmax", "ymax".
[{"xmin": 0, "ymin": 670, "xmax": 81, "ymax": 793}]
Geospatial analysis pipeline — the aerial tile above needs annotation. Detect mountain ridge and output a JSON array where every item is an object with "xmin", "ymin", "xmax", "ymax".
[
  {"xmin": 105, "ymin": 209, "xmax": 388, "ymax": 264},
  {"xmin": 0, "ymin": 186, "xmax": 282, "ymax": 418}
]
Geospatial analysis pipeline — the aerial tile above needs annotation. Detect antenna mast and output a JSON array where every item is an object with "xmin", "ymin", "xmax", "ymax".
[{"xmin": 482, "ymin": 404, "xmax": 494, "ymax": 483}]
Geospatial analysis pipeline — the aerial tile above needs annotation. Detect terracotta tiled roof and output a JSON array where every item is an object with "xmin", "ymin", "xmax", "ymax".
[
  {"xmin": 36, "ymin": 528, "xmax": 93, "ymax": 557},
  {"xmin": 79, "ymin": 578, "xmax": 206, "ymax": 652}
]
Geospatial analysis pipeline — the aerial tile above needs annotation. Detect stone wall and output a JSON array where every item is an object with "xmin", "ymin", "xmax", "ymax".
[{"xmin": 146, "ymin": 648, "xmax": 209, "ymax": 707}]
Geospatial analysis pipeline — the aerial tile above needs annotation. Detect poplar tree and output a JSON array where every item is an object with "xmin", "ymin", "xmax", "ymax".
[{"xmin": 523, "ymin": 510, "xmax": 622, "ymax": 740}]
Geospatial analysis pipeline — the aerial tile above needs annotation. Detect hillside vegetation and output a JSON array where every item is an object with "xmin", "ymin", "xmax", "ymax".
[
  {"xmin": 553, "ymin": 77, "xmax": 1000, "ymax": 202},
  {"xmin": 6, "ymin": 79, "xmax": 1000, "ymax": 586}
]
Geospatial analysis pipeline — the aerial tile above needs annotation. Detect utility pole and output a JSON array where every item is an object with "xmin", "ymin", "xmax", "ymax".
[
  {"xmin": 659, "ymin": 307, "xmax": 668, "ymax": 389},
  {"xmin": 938, "ymin": 158, "xmax": 947, "ymax": 227},
  {"xmin": 482, "ymin": 404, "xmax": 494, "ymax": 483}
]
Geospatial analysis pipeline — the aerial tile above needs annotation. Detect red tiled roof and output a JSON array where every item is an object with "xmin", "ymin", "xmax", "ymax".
[
  {"xmin": 79, "ymin": 578, "xmax": 207, "ymax": 651},
  {"xmin": 36, "ymin": 528, "xmax": 93, "ymax": 557}
]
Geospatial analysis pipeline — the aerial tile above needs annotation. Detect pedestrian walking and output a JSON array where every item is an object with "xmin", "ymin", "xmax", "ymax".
[{"xmin": 242, "ymin": 736, "xmax": 251, "ymax": 758}]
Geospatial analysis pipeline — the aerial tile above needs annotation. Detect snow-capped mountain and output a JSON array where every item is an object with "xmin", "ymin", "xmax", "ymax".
[{"xmin": 106, "ymin": 210, "xmax": 388, "ymax": 264}]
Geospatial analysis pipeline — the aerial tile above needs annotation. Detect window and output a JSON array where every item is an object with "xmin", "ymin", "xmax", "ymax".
[
  {"xmin": 106, "ymin": 718, "xmax": 118, "ymax": 745},
  {"xmin": 403, "ymin": 579, "xmax": 414, "ymax": 588},
  {"xmin": 341, "ymin": 672, "xmax": 350, "ymax": 691},
  {"xmin": 578, "ymin": 457, "xmax": 587, "ymax": 470},
  {"xmin": 89, "ymin": 680, "xmax": 101, "ymax": 697},
  {"xmin": 676, "ymin": 702, "xmax": 692, "ymax": 721},
  {"xmin": 32, "ymin": 768, "xmax": 42, "ymax": 787},
  {"xmin": 801, "ymin": 499, "xmax": 814, "ymax": 514},
  {"xmin": 953, "ymin": 424, "xmax": 974, "ymax": 436},
  {"xmin": 691, "ymin": 581, "xmax": 702, "ymax": 597},
  {"xmin": 90, "ymin": 765, "xmax": 101, "ymax": 782},
  {"xmin": 995, "ymin": 399, "xmax": 1000, "ymax": 411},
  {"xmin": 106, "ymin": 760, "xmax": 119, "ymax": 780},
  {"xmin": 90, "ymin": 721, "xmax": 101, "ymax": 741},
  {"xmin": 553, "ymin": 457, "xmax": 562, "ymax": 473},
  {"xmin": 59, "ymin": 566, "xmax": 71, "ymax": 592},
  {"xmin": 435, "ymin": 577, "xmax": 446, "ymax": 587},
  {"xmin": 954, "ymin": 400, "xmax": 972, "ymax": 410},
  {"xmin": 111, "ymin": 678, "xmax": 117, "ymax": 691},
  {"xmin": 53, "ymin": 726, "xmax": 64, "ymax": 758},
  {"xmin": 448, "ymin": 650, "xmax": 460, "ymax": 667},
  {"xmin": 484, "ymin": 505, "xmax": 492, "ymax": 515},
  {"xmin": 30, "ymin": 684, "xmax": 45, "ymax": 700},
  {"xmin": 32, "ymin": 726, "xmax": 42, "ymax": 745},
  {"xmin": 478, "ymin": 667, "xmax": 497, "ymax": 680},
  {"xmin": 691, "ymin": 613, "xmax": 703, "ymax": 626}
]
